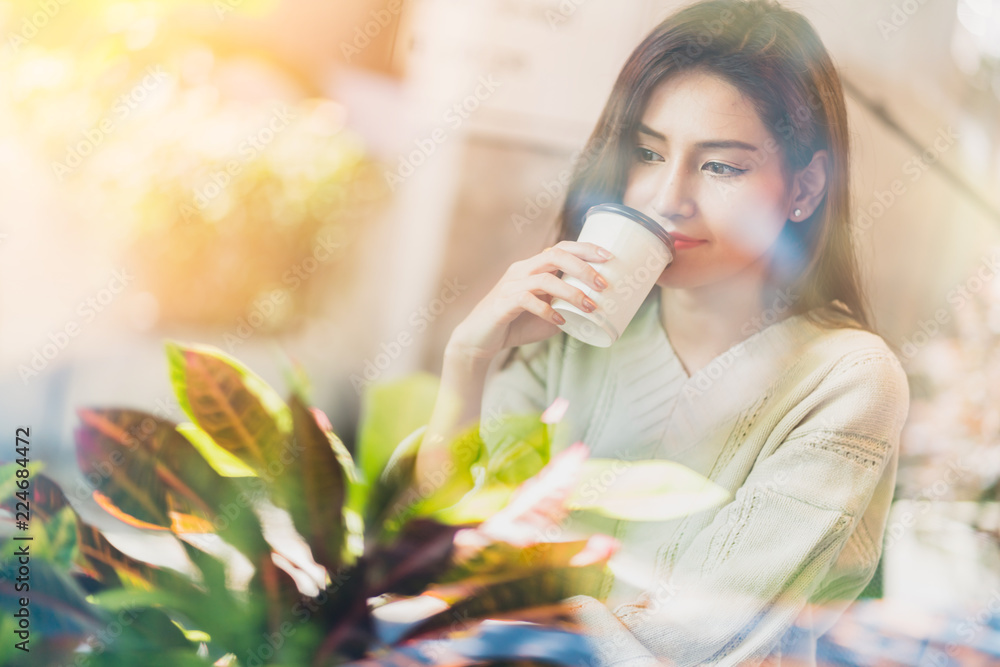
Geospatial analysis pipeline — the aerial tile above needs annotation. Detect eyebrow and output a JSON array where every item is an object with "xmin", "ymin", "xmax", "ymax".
[{"xmin": 637, "ymin": 123, "xmax": 759, "ymax": 152}]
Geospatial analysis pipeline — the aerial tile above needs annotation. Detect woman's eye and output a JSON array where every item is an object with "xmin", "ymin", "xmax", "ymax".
[
  {"xmin": 635, "ymin": 147, "xmax": 664, "ymax": 163},
  {"xmin": 703, "ymin": 161, "xmax": 746, "ymax": 176}
]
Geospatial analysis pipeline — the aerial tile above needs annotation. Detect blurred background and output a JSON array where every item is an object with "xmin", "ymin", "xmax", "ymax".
[{"xmin": 2, "ymin": 0, "xmax": 1000, "ymax": 661}]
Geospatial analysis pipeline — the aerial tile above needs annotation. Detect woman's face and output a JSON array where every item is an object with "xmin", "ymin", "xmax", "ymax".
[{"xmin": 622, "ymin": 68, "xmax": 794, "ymax": 289}]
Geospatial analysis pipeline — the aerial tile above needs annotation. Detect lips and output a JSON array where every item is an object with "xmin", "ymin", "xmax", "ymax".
[{"xmin": 667, "ymin": 231, "xmax": 707, "ymax": 250}]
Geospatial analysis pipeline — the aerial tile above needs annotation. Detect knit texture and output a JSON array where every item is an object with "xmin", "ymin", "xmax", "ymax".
[{"xmin": 479, "ymin": 287, "xmax": 910, "ymax": 666}]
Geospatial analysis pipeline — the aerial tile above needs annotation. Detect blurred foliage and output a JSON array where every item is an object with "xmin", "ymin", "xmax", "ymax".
[
  {"xmin": 0, "ymin": 340, "xmax": 728, "ymax": 664},
  {"xmin": 1, "ymin": 0, "xmax": 390, "ymax": 329},
  {"xmin": 0, "ymin": 344, "xmax": 620, "ymax": 665}
]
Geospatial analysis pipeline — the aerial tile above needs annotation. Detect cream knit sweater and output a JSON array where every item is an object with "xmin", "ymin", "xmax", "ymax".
[{"xmin": 478, "ymin": 286, "xmax": 910, "ymax": 666}]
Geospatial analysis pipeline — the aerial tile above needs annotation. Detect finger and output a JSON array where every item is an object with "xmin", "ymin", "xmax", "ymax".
[
  {"xmin": 528, "ymin": 244, "xmax": 611, "ymax": 292},
  {"xmin": 510, "ymin": 273, "xmax": 598, "ymax": 315},
  {"xmin": 501, "ymin": 288, "xmax": 569, "ymax": 326}
]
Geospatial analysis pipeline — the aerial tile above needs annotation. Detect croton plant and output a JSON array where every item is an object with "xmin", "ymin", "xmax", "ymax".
[{"xmin": 0, "ymin": 343, "xmax": 727, "ymax": 666}]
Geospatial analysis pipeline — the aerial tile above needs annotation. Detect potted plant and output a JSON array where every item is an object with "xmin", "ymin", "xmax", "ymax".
[{"xmin": 0, "ymin": 343, "xmax": 727, "ymax": 666}]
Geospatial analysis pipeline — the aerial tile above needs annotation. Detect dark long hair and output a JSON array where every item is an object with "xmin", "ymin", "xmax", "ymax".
[{"xmin": 549, "ymin": 0, "xmax": 874, "ymax": 334}]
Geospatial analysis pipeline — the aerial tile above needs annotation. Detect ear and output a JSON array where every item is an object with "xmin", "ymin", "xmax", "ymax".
[{"xmin": 788, "ymin": 149, "xmax": 829, "ymax": 221}]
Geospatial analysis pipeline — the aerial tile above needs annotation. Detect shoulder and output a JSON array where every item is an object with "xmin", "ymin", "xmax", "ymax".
[
  {"xmin": 796, "ymin": 305, "xmax": 906, "ymax": 375},
  {"xmin": 791, "ymin": 315, "xmax": 911, "ymax": 425},
  {"xmin": 803, "ymin": 317, "xmax": 906, "ymax": 376}
]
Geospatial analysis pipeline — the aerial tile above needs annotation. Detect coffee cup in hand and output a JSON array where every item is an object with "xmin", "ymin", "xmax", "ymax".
[{"xmin": 550, "ymin": 203, "xmax": 675, "ymax": 347}]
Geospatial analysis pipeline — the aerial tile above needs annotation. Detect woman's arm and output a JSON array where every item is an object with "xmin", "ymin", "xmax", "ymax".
[
  {"xmin": 413, "ymin": 345, "xmax": 497, "ymax": 492},
  {"xmin": 568, "ymin": 346, "xmax": 911, "ymax": 667},
  {"xmin": 410, "ymin": 240, "xmax": 608, "ymax": 493}
]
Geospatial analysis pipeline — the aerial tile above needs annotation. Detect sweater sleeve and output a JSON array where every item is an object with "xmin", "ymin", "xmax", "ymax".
[{"xmin": 567, "ymin": 347, "xmax": 910, "ymax": 667}]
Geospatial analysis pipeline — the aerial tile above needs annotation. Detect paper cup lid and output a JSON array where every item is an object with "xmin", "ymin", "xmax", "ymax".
[{"xmin": 585, "ymin": 203, "xmax": 675, "ymax": 254}]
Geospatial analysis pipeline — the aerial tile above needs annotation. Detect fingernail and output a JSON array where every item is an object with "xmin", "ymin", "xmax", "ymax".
[
  {"xmin": 553, "ymin": 313, "xmax": 566, "ymax": 325},
  {"xmin": 595, "ymin": 275, "xmax": 608, "ymax": 290},
  {"xmin": 583, "ymin": 298, "xmax": 597, "ymax": 312},
  {"xmin": 597, "ymin": 248, "xmax": 614, "ymax": 259}
]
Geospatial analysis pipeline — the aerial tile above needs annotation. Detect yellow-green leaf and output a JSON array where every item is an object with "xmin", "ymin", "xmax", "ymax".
[
  {"xmin": 568, "ymin": 458, "xmax": 730, "ymax": 521},
  {"xmin": 176, "ymin": 423, "xmax": 257, "ymax": 478}
]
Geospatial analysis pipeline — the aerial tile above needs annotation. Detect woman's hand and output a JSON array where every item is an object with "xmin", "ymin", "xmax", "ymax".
[{"xmin": 446, "ymin": 241, "xmax": 614, "ymax": 361}]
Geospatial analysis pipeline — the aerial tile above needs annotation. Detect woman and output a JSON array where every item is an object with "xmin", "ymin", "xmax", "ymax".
[{"xmin": 414, "ymin": 0, "xmax": 910, "ymax": 664}]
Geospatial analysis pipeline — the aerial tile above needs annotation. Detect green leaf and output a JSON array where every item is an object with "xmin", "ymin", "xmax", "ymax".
[
  {"xmin": 357, "ymin": 373, "xmax": 440, "ymax": 487},
  {"xmin": 0, "ymin": 461, "xmax": 45, "ymax": 505},
  {"xmin": 374, "ymin": 410, "xmax": 548, "ymax": 527},
  {"xmin": 352, "ymin": 373, "xmax": 441, "ymax": 520},
  {"xmin": 567, "ymin": 458, "xmax": 730, "ymax": 521},
  {"xmin": 75, "ymin": 408, "xmax": 209, "ymax": 529},
  {"xmin": 74, "ymin": 520, "xmax": 194, "ymax": 591},
  {"xmin": 41, "ymin": 507, "xmax": 78, "ymax": 568},
  {"xmin": 402, "ymin": 420, "xmax": 487, "ymax": 520},
  {"xmin": 273, "ymin": 394, "xmax": 349, "ymax": 573},
  {"xmin": 165, "ymin": 341, "xmax": 291, "ymax": 474},
  {"xmin": 176, "ymin": 422, "xmax": 257, "ymax": 478},
  {"xmin": 1, "ymin": 471, "xmax": 66, "ymax": 526},
  {"xmin": 361, "ymin": 426, "xmax": 424, "ymax": 536},
  {"xmin": 0, "ymin": 473, "xmax": 79, "ymax": 572},
  {"xmin": 74, "ymin": 408, "xmax": 270, "ymax": 561},
  {"xmin": 92, "ymin": 540, "xmax": 254, "ymax": 657},
  {"xmin": 278, "ymin": 347, "xmax": 313, "ymax": 406},
  {"xmin": 428, "ymin": 483, "xmax": 515, "ymax": 525},
  {"xmin": 91, "ymin": 606, "xmax": 198, "ymax": 659},
  {"xmin": 481, "ymin": 413, "xmax": 550, "ymax": 487},
  {"xmin": 0, "ymin": 558, "xmax": 109, "ymax": 640}
]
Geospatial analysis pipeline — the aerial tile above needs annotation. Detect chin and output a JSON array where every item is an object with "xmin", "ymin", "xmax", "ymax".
[{"xmin": 655, "ymin": 262, "xmax": 743, "ymax": 290}]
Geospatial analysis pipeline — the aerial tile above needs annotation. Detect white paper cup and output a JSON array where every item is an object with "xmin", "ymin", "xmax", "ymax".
[{"xmin": 550, "ymin": 203, "xmax": 675, "ymax": 347}]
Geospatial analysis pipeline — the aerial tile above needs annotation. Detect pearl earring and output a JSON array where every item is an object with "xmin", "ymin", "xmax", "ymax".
[{"xmin": 792, "ymin": 208, "xmax": 802, "ymax": 221}]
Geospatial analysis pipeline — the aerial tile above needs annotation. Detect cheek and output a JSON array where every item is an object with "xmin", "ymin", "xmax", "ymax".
[
  {"xmin": 622, "ymin": 169, "xmax": 655, "ymax": 207},
  {"xmin": 706, "ymin": 181, "xmax": 787, "ymax": 256}
]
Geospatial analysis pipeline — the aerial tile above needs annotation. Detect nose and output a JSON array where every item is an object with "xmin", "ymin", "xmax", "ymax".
[{"xmin": 650, "ymin": 162, "xmax": 696, "ymax": 222}]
